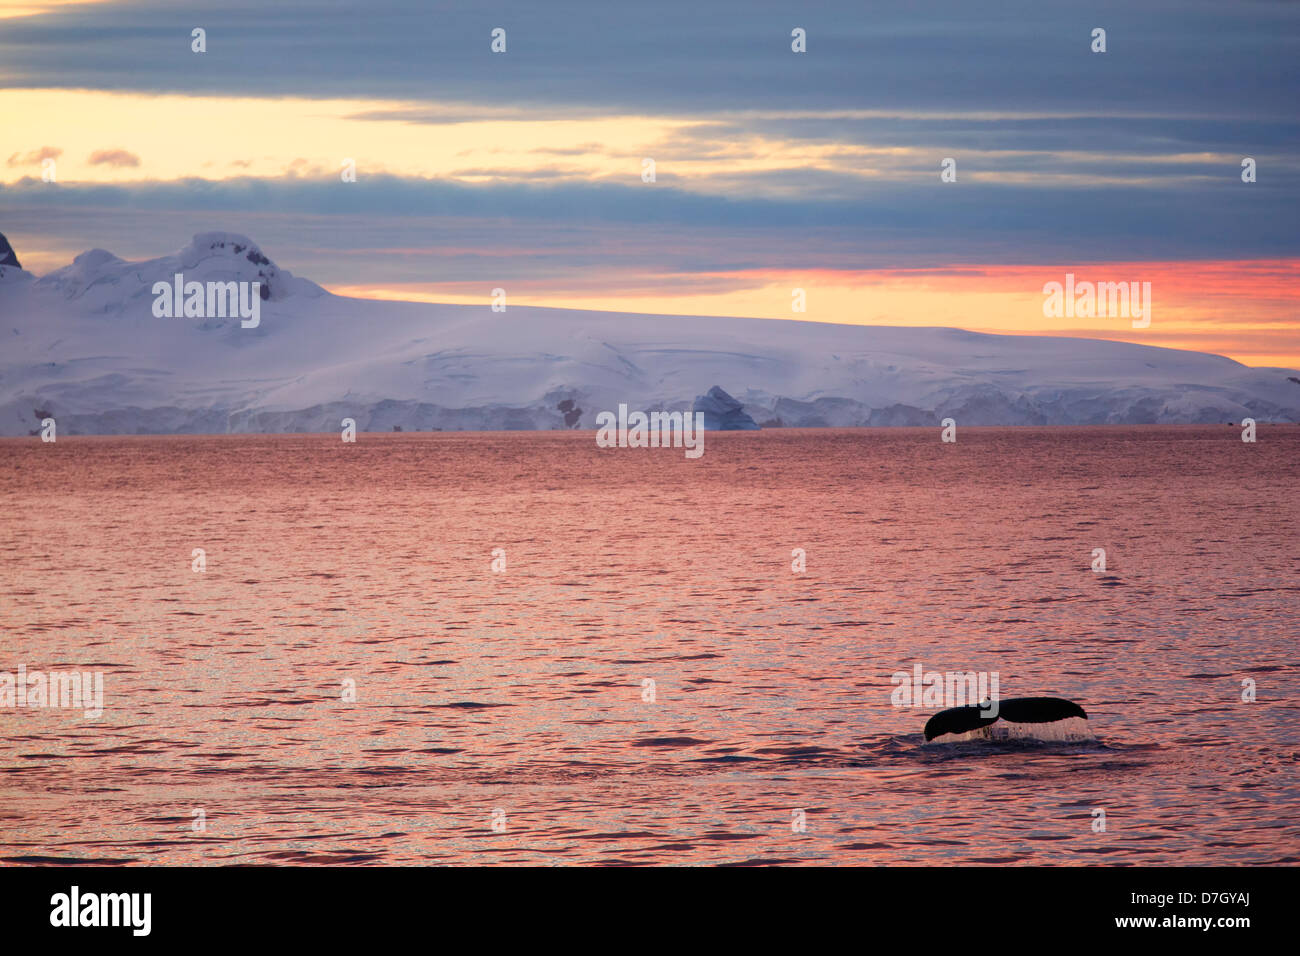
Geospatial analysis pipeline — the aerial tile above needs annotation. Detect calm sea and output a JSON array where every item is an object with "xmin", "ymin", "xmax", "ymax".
[{"xmin": 1, "ymin": 427, "xmax": 1297, "ymax": 865}]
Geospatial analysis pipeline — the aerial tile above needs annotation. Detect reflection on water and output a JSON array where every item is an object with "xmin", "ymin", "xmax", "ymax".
[{"xmin": 0, "ymin": 426, "xmax": 1296, "ymax": 864}]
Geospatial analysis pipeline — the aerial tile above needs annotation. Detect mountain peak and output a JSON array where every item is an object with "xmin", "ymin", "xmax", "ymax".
[
  {"xmin": 0, "ymin": 232, "xmax": 21, "ymax": 269},
  {"xmin": 180, "ymin": 232, "xmax": 273, "ymax": 270},
  {"xmin": 33, "ymin": 232, "xmax": 325, "ymax": 307}
]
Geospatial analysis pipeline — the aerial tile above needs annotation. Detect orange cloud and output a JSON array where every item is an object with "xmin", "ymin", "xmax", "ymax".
[
  {"xmin": 7, "ymin": 145, "xmax": 61, "ymax": 166},
  {"xmin": 87, "ymin": 148, "xmax": 141, "ymax": 168}
]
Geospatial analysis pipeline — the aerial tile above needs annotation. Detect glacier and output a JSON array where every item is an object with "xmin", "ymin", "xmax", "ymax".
[{"xmin": 1, "ymin": 231, "xmax": 1297, "ymax": 435}]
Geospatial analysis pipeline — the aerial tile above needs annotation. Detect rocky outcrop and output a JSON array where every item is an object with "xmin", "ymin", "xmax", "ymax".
[{"xmin": 0, "ymin": 232, "xmax": 20, "ymax": 269}]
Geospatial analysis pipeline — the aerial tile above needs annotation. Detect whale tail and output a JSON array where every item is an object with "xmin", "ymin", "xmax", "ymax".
[{"xmin": 924, "ymin": 697, "xmax": 1090, "ymax": 743}]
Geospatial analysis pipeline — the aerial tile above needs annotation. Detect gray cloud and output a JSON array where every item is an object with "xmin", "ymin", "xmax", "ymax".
[
  {"xmin": 3, "ymin": 0, "xmax": 1296, "ymax": 297},
  {"xmin": 4, "ymin": 171, "xmax": 1296, "ymax": 288},
  {"xmin": 2, "ymin": 0, "xmax": 1295, "ymax": 119}
]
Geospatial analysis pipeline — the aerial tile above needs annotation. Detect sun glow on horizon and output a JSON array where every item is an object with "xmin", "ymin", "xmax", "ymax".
[
  {"xmin": 328, "ymin": 258, "xmax": 1300, "ymax": 369},
  {"xmin": 4, "ymin": 82, "xmax": 1297, "ymax": 369}
]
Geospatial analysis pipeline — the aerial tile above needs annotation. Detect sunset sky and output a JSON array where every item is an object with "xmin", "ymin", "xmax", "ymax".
[{"xmin": 2, "ymin": 0, "xmax": 1297, "ymax": 366}]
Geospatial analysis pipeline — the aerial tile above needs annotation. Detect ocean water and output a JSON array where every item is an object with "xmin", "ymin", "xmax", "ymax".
[{"xmin": 1, "ymin": 426, "xmax": 1296, "ymax": 866}]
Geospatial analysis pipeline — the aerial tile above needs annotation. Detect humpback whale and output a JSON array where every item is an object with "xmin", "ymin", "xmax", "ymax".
[{"xmin": 923, "ymin": 697, "xmax": 1091, "ymax": 743}]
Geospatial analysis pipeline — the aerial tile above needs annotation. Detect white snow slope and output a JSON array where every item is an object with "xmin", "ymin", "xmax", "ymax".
[{"xmin": 1, "ymin": 232, "xmax": 1297, "ymax": 434}]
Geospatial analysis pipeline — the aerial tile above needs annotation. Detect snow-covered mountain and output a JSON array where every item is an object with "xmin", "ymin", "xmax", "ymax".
[{"xmin": 1, "ymin": 231, "xmax": 1297, "ymax": 435}]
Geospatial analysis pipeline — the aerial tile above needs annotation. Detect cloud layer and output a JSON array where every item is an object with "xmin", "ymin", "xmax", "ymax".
[{"xmin": 2, "ymin": 0, "xmax": 1297, "ymax": 365}]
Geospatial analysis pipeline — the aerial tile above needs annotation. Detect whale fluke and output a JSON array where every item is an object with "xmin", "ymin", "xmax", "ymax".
[
  {"xmin": 921, "ymin": 703, "xmax": 1000, "ymax": 741},
  {"xmin": 924, "ymin": 696, "xmax": 1088, "ymax": 742},
  {"xmin": 997, "ymin": 697, "xmax": 1087, "ymax": 724}
]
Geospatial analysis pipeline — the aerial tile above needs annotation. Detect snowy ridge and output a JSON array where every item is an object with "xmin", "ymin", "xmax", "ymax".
[{"xmin": 1, "ymin": 232, "xmax": 1297, "ymax": 435}]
